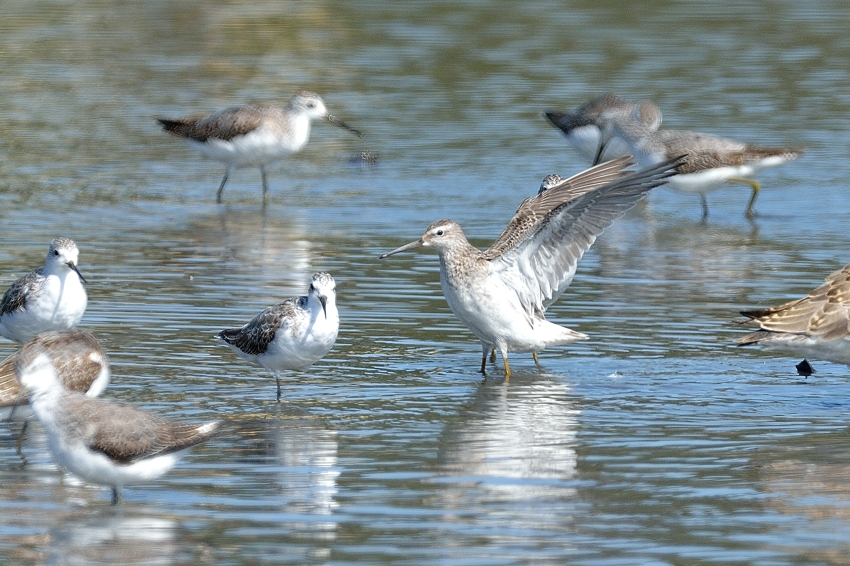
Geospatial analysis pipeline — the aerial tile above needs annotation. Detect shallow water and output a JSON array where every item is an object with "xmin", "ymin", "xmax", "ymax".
[{"xmin": 2, "ymin": 0, "xmax": 850, "ymax": 564}]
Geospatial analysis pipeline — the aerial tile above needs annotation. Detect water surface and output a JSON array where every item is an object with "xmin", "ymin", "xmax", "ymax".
[{"xmin": 2, "ymin": 0, "xmax": 850, "ymax": 564}]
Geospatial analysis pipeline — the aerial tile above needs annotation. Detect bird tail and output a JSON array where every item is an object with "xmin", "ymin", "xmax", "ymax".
[{"xmin": 157, "ymin": 118, "xmax": 194, "ymax": 136}]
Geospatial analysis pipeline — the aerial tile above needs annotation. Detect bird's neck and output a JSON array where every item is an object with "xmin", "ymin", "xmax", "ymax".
[{"xmin": 437, "ymin": 240, "xmax": 486, "ymax": 283}]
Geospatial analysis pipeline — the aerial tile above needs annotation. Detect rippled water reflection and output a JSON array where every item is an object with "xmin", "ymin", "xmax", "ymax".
[{"xmin": 2, "ymin": 0, "xmax": 850, "ymax": 563}]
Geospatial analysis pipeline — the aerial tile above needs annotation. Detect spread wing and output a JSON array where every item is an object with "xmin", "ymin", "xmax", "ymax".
[
  {"xmin": 740, "ymin": 264, "xmax": 850, "ymax": 342},
  {"xmin": 218, "ymin": 298, "xmax": 304, "ymax": 356},
  {"xmin": 158, "ymin": 105, "xmax": 268, "ymax": 142},
  {"xmin": 487, "ymin": 156, "xmax": 681, "ymax": 317},
  {"xmin": 485, "ymin": 156, "xmax": 636, "ymax": 258}
]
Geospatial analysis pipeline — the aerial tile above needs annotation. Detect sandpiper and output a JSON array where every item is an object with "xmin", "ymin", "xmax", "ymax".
[
  {"xmin": 545, "ymin": 94, "xmax": 662, "ymax": 165},
  {"xmin": 17, "ymin": 346, "xmax": 219, "ymax": 504},
  {"xmin": 217, "ymin": 272, "xmax": 339, "ymax": 401},
  {"xmin": 604, "ymin": 116, "xmax": 803, "ymax": 219},
  {"xmin": 381, "ymin": 156, "xmax": 681, "ymax": 377},
  {"xmin": 158, "ymin": 91, "xmax": 362, "ymax": 204},
  {"xmin": 738, "ymin": 263, "xmax": 850, "ymax": 365},
  {"xmin": 0, "ymin": 329, "xmax": 110, "ymax": 421},
  {"xmin": 0, "ymin": 238, "xmax": 88, "ymax": 344}
]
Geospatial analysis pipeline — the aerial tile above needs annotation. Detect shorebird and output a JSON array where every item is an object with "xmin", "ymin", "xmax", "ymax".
[
  {"xmin": 380, "ymin": 156, "xmax": 681, "ymax": 377},
  {"xmin": 17, "ymin": 346, "xmax": 219, "ymax": 504},
  {"xmin": 0, "ymin": 329, "xmax": 110, "ymax": 422},
  {"xmin": 737, "ymin": 263, "xmax": 850, "ymax": 366},
  {"xmin": 603, "ymin": 116, "xmax": 803, "ymax": 219},
  {"xmin": 545, "ymin": 94, "xmax": 662, "ymax": 165},
  {"xmin": 217, "ymin": 272, "xmax": 339, "ymax": 401},
  {"xmin": 158, "ymin": 91, "xmax": 362, "ymax": 204},
  {"xmin": 0, "ymin": 238, "xmax": 88, "ymax": 344}
]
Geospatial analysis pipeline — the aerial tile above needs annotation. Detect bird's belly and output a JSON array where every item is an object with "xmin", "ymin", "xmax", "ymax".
[
  {"xmin": 259, "ymin": 319, "xmax": 339, "ymax": 372},
  {"xmin": 566, "ymin": 126, "xmax": 604, "ymax": 161},
  {"xmin": 569, "ymin": 126, "xmax": 634, "ymax": 162},
  {"xmin": 191, "ymin": 129, "xmax": 300, "ymax": 167},
  {"xmin": 754, "ymin": 334, "xmax": 850, "ymax": 366},
  {"xmin": 52, "ymin": 436, "xmax": 181, "ymax": 487},
  {"xmin": 1, "ymin": 276, "xmax": 87, "ymax": 341},
  {"xmin": 443, "ymin": 280, "xmax": 536, "ymax": 347},
  {"xmin": 666, "ymin": 166, "xmax": 752, "ymax": 194}
]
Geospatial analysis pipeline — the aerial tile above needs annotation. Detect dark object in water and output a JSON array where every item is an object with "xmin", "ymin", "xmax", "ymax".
[
  {"xmin": 348, "ymin": 151, "xmax": 379, "ymax": 167},
  {"xmin": 795, "ymin": 359, "xmax": 815, "ymax": 378}
]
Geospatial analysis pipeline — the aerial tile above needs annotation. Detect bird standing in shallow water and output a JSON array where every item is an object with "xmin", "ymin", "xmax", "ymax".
[
  {"xmin": 0, "ymin": 238, "xmax": 88, "ymax": 344},
  {"xmin": 217, "ymin": 272, "xmax": 339, "ymax": 401},
  {"xmin": 158, "ymin": 91, "xmax": 362, "ymax": 204},
  {"xmin": 381, "ymin": 156, "xmax": 681, "ymax": 378},
  {"xmin": 16, "ymin": 346, "xmax": 219, "ymax": 504},
  {"xmin": 602, "ymin": 116, "xmax": 802, "ymax": 219}
]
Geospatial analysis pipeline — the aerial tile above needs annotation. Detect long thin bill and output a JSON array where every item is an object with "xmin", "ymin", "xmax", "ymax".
[
  {"xmin": 328, "ymin": 115, "xmax": 363, "ymax": 138},
  {"xmin": 70, "ymin": 263, "xmax": 88, "ymax": 285},
  {"xmin": 379, "ymin": 239, "xmax": 423, "ymax": 259}
]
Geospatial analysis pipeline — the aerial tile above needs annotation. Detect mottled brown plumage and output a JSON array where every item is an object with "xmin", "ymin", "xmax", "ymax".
[
  {"xmin": 485, "ymin": 157, "xmax": 636, "ymax": 259},
  {"xmin": 381, "ymin": 157, "xmax": 682, "ymax": 377},
  {"xmin": 157, "ymin": 91, "xmax": 361, "ymax": 203},
  {"xmin": 58, "ymin": 395, "xmax": 218, "ymax": 464},
  {"xmin": 158, "ymin": 105, "xmax": 276, "ymax": 142},
  {"xmin": 606, "ymin": 118, "xmax": 804, "ymax": 218},
  {"xmin": 661, "ymin": 132, "xmax": 803, "ymax": 176},
  {"xmin": 739, "ymin": 264, "xmax": 850, "ymax": 344},
  {"xmin": 0, "ymin": 329, "xmax": 109, "ymax": 409}
]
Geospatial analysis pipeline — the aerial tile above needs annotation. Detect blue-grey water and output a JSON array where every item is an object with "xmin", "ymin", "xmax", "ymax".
[{"xmin": 2, "ymin": 0, "xmax": 850, "ymax": 564}]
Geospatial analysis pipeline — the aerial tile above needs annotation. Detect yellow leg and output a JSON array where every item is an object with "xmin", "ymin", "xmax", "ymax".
[
  {"xmin": 503, "ymin": 354, "xmax": 512, "ymax": 379},
  {"xmin": 532, "ymin": 351, "xmax": 539, "ymax": 364},
  {"xmin": 490, "ymin": 348, "xmax": 497, "ymax": 363},
  {"xmin": 15, "ymin": 420, "xmax": 28, "ymax": 455},
  {"xmin": 729, "ymin": 176, "xmax": 760, "ymax": 219}
]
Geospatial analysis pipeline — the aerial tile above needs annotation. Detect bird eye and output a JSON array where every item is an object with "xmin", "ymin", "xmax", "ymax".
[
  {"xmin": 436, "ymin": 230, "xmax": 444, "ymax": 236},
  {"xmin": 307, "ymin": 101, "xmax": 316, "ymax": 108},
  {"xmin": 53, "ymin": 250, "xmax": 60, "ymax": 256}
]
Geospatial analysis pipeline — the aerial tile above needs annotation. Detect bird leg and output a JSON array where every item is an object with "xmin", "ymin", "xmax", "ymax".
[
  {"xmin": 490, "ymin": 348, "xmax": 497, "ymax": 363},
  {"xmin": 15, "ymin": 420, "xmax": 28, "ymax": 455},
  {"xmin": 532, "ymin": 351, "xmax": 539, "ymax": 365},
  {"xmin": 275, "ymin": 373, "xmax": 282, "ymax": 403},
  {"xmin": 592, "ymin": 138, "xmax": 609, "ymax": 166},
  {"xmin": 699, "ymin": 194, "xmax": 710, "ymax": 219},
  {"xmin": 729, "ymin": 177, "xmax": 761, "ymax": 219},
  {"xmin": 111, "ymin": 487, "xmax": 121, "ymax": 505},
  {"xmin": 480, "ymin": 346, "xmax": 489, "ymax": 375},
  {"xmin": 260, "ymin": 166, "xmax": 269, "ymax": 205},
  {"xmin": 216, "ymin": 168, "xmax": 232, "ymax": 203},
  {"xmin": 502, "ymin": 352, "xmax": 512, "ymax": 380}
]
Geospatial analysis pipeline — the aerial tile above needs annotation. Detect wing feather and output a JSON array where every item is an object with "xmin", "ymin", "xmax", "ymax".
[
  {"xmin": 485, "ymin": 156, "xmax": 636, "ymax": 258},
  {"xmin": 159, "ymin": 105, "xmax": 269, "ymax": 142},
  {"xmin": 0, "ymin": 270, "xmax": 44, "ymax": 317},
  {"xmin": 218, "ymin": 298, "xmax": 304, "ymax": 355},
  {"xmin": 740, "ymin": 264, "xmax": 850, "ymax": 340},
  {"xmin": 64, "ymin": 395, "xmax": 218, "ymax": 464},
  {"xmin": 489, "ymin": 156, "xmax": 681, "ymax": 317}
]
